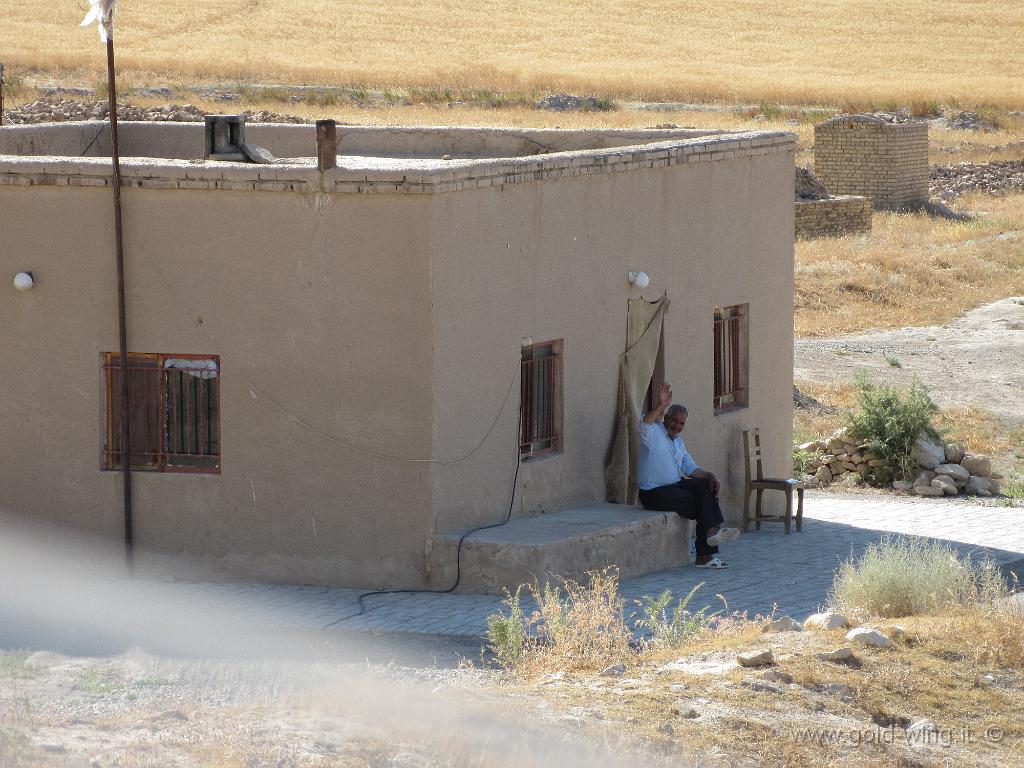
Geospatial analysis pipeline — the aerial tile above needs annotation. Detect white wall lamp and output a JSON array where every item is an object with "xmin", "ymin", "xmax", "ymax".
[
  {"xmin": 13, "ymin": 272, "xmax": 35, "ymax": 291},
  {"xmin": 628, "ymin": 270, "xmax": 650, "ymax": 288}
]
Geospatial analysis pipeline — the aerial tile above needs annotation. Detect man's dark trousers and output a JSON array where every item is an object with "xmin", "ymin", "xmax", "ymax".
[{"xmin": 638, "ymin": 477, "xmax": 725, "ymax": 557}]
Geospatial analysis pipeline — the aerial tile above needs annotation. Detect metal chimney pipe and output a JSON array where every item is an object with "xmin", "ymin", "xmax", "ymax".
[{"xmin": 316, "ymin": 119, "xmax": 337, "ymax": 171}]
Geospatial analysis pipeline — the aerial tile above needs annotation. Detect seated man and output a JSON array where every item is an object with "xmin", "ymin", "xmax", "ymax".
[{"xmin": 636, "ymin": 382, "xmax": 739, "ymax": 569}]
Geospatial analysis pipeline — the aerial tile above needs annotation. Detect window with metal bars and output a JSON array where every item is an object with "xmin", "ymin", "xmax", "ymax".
[
  {"xmin": 713, "ymin": 304, "xmax": 749, "ymax": 413},
  {"xmin": 103, "ymin": 353, "xmax": 221, "ymax": 473},
  {"xmin": 519, "ymin": 340, "xmax": 563, "ymax": 459}
]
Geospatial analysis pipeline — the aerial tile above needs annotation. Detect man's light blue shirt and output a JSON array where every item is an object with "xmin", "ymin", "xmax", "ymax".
[{"xmin": 636, "ymin": 419, "xmax": 700, "ymax": 491}]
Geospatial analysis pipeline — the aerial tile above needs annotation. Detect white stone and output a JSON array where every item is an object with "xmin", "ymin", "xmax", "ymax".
[
  {"xmin": 934, "ymin": 463, "xmax": 970, "ymax": 482},
  {"xmin": 804, "ymin": 612, "xmax": 850, "ymax": 630},
  {"xmin": 931, "ymin": 476, "xmax": 959, "ymax": 496},
  {"xmin": 961, "ymin": 454, "xmax": 991, "ymax": 477},
  {"xmin": 815, "ymin": 466, "xmax": 833, "ymax": 484},
  {"xmin": 915, "ymin": 484, "xmax": 944, "ymax": 497},
  {"xmin": 845, "ymin": 627, "xmax": 894, "ymax": 648},
  {"xmin": 965, "ymin": 476, "xmax": 993, "ymax": 495},
  {"xmin": 736, "ymin": 649, "xmax": 774, "ymax": 667},
  {"xmin": 816, "ymin": 646, "xmax": 854, "ymax": 662},
  {"xmin": 911, "ymin": 435, "xmax": 945, "ymax": 469},
  {"xmin": 944, "ymin": 442, "xmax": 966, "ymax": 464},
  {"xmin": 912, "ymin": 470, "xmax": 936, "ymax": 487}
]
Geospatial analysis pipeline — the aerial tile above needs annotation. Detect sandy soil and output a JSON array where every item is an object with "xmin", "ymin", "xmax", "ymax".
[{"xmin": 795, "ymin": 296, "xmax": 1024, "ymax": 425}]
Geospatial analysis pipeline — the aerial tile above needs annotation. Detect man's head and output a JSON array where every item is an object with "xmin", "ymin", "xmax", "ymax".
[{"xmin": 664, "ymin": 404, "xmax": 688, "ymax": 437}]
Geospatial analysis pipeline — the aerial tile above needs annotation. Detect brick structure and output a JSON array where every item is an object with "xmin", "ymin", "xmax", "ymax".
[
  {"xmin": 0, "ymin": 121, "xmax": 798, "ymax": 590},
  {"xmin": 814, "ymin": 115, "xmax": 928, "ymax": 210},
  {"xmin": 794, "ymin": 195, "xmax": 872, "ymax": 239}
]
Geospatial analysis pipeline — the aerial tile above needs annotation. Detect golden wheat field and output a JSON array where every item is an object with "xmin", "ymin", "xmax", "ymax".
[{"xmin": 6, "ymin": 0, "xmax": 1024, "ymax": 107}]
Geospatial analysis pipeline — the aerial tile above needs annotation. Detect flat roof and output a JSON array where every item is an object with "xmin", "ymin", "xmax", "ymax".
[{"xmin": 0, "ymin": 123, "xmax": 797, "ymax": 194}]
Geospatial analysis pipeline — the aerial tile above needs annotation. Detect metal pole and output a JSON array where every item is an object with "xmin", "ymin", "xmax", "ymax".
[
  {"xmin": 105, "ymin": 37, "xmax": 133, "ymax": 568},
  {"xmin": 0, "ymin": 64, "xmax": 5, "ymax": 127}
]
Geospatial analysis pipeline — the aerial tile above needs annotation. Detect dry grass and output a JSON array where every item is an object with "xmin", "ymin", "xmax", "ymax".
[
  {"xmin": 793, "ymin": 379, "xmax": 855, "ymax": 446},
  {"xmin": 520, "ymin": 612, "xmax": 1024, "ymax": 767},
  {"xmin": 795, "ymin": 193, "xmax": 1024, "ymax": 338},
  {"xmin": 6, "ymin": 1, "xmax": 1024, "ymax": 107},
  {"xmin": 485, "ymin": 560, "xmax": 1024, "ymax": 765},
  {"xmin": 936, "ymin": 407, "xmax": 1024, "ymax": 458},
  {"xmin": 828, "ymin": 535, "xmax": 1010, "ymax": 619},
  {"xmin": 487, "ymin": 569, "xmax": 632, "ymax": 679}
]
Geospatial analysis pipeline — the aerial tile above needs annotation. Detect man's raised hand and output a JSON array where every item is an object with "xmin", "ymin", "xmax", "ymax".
[{"xmin": 658, "ymin": 382, "xmax": 673, "ymax": 410}]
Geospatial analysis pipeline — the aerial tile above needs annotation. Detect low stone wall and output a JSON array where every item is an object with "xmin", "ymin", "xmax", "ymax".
[
  {"xmin": 794, "ymin": 195, "xmax": 872, "ymax": 239},
  {"xmin": 798, "ymin": 428, "xmax": 1002, "ymax": 497}
]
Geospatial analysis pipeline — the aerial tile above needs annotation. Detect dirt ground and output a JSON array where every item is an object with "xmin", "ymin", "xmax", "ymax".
[
  {"xmin": 795, "ymin": 295, "xmax": 1024, "ymax": 426},
  {"xmin": 0, "ymin": 641, "xmax": 688, "ymax": 768}
]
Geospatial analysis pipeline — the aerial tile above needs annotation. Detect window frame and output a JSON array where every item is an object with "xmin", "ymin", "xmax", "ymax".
[
  {"xmin": 103, "ymin": 352, "xmax": 222, "ymax": 474},
  {"xmin": 519, "ymin": 339, "xmax": 564, "ymax": 460},
  {"xmin": 713, "ymin": 304, "xmax": 749, "ymax": 414}
]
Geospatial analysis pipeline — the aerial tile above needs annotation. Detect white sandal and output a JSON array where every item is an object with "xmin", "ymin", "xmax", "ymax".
[
  {"xmin": 707, "ymin": 527, "xmax": 739, "ymax": 547},
  {"xmin": 695, "ymin": 556, "xmax": 730, "ymax": 569}
]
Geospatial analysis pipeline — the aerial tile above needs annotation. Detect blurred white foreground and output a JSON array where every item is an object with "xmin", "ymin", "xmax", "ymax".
[{"xmin": 0, "ymin": 515, "xmax": 689, "ymax": 767}]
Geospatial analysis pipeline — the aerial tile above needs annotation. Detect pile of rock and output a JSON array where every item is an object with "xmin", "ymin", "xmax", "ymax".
[
  {"xmin": 795, "ymin": 166, "xmax": 830, "ymax": 201},
  {"xmin": 534, "ymin": 94, "xmax": 613, "ymax": 112},
  {"xmin": 2, "ymin": 99, "xmax": 307, "ymax": 125},
  {"xmin": 796, "ymin": 427, "xmax": 886, "ymax": 488},
  {"xmin": 797, "ymin": 429, "xmax": 1000, "ymax": 497},
  {"xmin": 945, "ymin": 110, "xmax": 999, "ymax": 132},
  {"xmin": 894, "ymin": 436, "xmax": 1001, "ymax": 497},
  {"xmin": 930, "ymin": 160, "xmax": 1024, "ymax": 199}
]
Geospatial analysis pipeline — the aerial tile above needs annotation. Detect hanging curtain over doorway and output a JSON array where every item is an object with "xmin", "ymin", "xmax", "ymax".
[{"xmin": 604, "ymin": 293, "xmax": 669, "ymax": 505}]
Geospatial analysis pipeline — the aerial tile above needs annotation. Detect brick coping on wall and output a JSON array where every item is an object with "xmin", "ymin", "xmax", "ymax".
[{"xmin": 0, "ymin": 129, "xmax": 797, "ymax": 194}]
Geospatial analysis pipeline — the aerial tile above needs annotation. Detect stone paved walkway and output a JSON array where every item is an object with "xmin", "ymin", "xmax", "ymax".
[{"xmin": 174, "ymin": 492, "xmax": 1024, "ymax": 640}]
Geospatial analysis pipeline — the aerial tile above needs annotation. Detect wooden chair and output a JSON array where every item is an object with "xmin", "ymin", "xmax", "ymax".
[{"xmin": 742, "ymin": 428, "xmax": 804, "ymax": 534}]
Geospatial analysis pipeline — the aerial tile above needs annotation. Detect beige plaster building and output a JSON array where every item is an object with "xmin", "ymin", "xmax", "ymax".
[{"xmin": 0, "ymin": 121, "xmax": 797, "ymax": 589}]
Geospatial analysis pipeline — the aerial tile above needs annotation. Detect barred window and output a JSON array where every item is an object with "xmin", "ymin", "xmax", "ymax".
[
  {"xmin": 713, "ymin": 305, "xmax": 749, "ymax": 413},
  {"xmin": 520, "ymin": 340, "xmax": 563, "ymax": 459},
  {"xmin": 104, "ymin": 353, "xmax": 221, "ymax": 473}
]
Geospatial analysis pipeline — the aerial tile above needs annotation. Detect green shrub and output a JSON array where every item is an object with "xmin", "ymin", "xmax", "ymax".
[
  {"xmin": 848, "ymin": 374, "xmax": 939, "ymax": 480},
  {"xmin": 486, "ymin": 586, "xmax": 527, "ymax": 667},
  {"xmin": 829, "ymin": 534, "xmax": 1010, "ymax": 618},
  {"xmin": 634, "ymin": 583, "xmax": 720, "ymax": 648},
  {"xmin": 793, "ymin": 448, "xmax": 816, "ymax": 475}
]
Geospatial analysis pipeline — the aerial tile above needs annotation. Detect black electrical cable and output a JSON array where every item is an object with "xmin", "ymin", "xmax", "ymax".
[
  {"xmin": 323, "ymin": 397, "xmax": 523, "ymax": 629},
  {"xmin": 81, "ymin": 124, "xmax": 107, "ymax": 157}
]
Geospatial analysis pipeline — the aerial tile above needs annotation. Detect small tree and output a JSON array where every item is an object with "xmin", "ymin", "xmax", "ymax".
[{"xmin": 848, "ymin": 374, "xmax": 939, "ymax": 480}]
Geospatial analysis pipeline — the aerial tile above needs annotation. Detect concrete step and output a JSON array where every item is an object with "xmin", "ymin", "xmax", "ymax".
[{"xmin": 427, "ymin": 504, "xmax": 692, "ymax": 594}]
